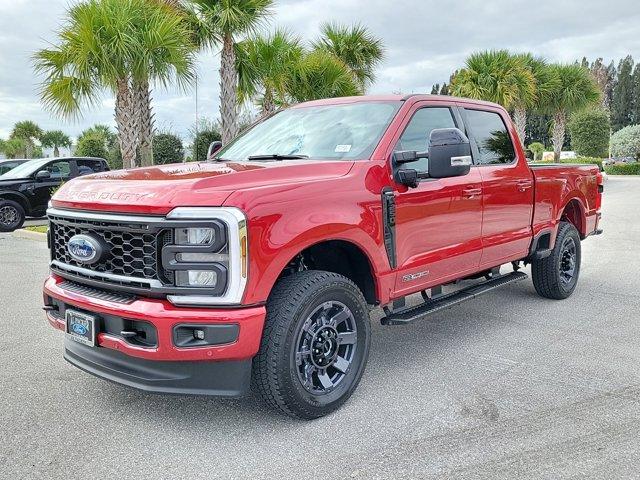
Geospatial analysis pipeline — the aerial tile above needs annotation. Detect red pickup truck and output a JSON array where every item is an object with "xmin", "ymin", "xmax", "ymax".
[{"xmin": 43, "ymin": 95, "xmax": 603, "ymax": 419}]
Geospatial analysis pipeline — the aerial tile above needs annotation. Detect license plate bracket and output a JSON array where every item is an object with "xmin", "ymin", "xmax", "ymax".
[{"xmin": 65, "ymin": 309, "xmax": 96, "ymax": 347}]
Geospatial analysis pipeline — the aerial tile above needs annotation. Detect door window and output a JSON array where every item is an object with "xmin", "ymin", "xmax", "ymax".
[
  {"xmin": 395, "ymin": 107, "xmax": 457, "ymax": 171},
  {"xmin": 76, "ymin": 159, "xmax": 106, "ymax": 176},
  {"xmin": 464, "ymin": 109, "xmax": 516, "ymax": 165},
  {"xmin": 42, "ymin": 160, "xmax": 72, "ymax": 179}
]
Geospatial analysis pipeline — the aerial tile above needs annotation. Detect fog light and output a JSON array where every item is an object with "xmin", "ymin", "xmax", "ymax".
[
  {"xmin": 176, "ymin": 270, "xmax": 217, "ymax": 287},
  {"xmin": 193, "ymin": 329, "xmax": 205, "ymax": 340}
]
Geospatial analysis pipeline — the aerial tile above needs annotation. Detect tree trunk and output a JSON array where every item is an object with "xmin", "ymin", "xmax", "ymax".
[
  {"xmin": 135, "ymin": 79, "xmax": 155, "ymax": 167},
  {"xmin": 53, "ymin": 146, "xmax": 60, "ymax": 157},
  {"xmin": 220, "ymin": 32, "xmax": 239, "ymax": 145},
  {"xmin": 115, "ymin": 78, "xmax": 138, "ymax": 169},
  {"xmin": 551, "ymin": 111, "xmax": 566, "ymax": 162},
  {"xmin": 261, "ymin": 89, "xmax": 275, "ymax": 117},
  {"xmin": 512, "ymin": 106, "xmax": 527, "ymax": 150}
]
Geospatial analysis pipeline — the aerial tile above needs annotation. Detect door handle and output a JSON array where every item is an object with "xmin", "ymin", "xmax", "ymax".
[
  {"xmin": 517, "ymin": 181, "xmax": 533, "ymax": 192},
  {"xmin": 462, "ymin": 187, "xmax": 482, "ymax": 198}
]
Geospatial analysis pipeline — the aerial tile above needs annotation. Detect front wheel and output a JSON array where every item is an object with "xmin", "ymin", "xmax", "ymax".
[
  {"xmin": 252, "ymin": 271, "xmax": 371, "ymax": 419},
  {"xmin": 532, "ymin": 221, "xmax": 581, "ymax": 299},
  {"xmin": 0, "ymin": 199, "xmax": 25, "ymax": 232}
]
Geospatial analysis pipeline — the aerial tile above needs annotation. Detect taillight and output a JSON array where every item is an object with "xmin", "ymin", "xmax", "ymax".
[{"xmin": 596, "ymin": 172, "xmax": 603, "ymax": 210}]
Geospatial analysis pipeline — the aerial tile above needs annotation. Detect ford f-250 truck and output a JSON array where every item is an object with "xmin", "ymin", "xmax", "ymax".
[{"xmin": 43, "ymin": 95, "xmax": 603, "ymax": 419}]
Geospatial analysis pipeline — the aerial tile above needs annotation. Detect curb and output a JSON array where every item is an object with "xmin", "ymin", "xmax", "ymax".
[{"xmin": 12, "ymin": 229, "xmax": 47, "ymax": 242}]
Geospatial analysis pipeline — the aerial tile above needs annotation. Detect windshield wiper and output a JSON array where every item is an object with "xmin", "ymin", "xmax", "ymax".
[{"xmin": 247, "ymin": 154, "xmax": 309, "ymax": 161}]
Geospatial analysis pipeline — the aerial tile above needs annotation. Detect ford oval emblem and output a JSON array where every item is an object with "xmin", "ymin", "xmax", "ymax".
[
  {"xmin": 67, "ymin": 234, "xmax": 103, "ymax": 264},
  {"xmin": 71, "ymin": 323, "xmax": 88, "ymax": 335}
]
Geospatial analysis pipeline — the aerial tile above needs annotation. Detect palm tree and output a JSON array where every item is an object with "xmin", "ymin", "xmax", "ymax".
[
  {"xmin": 189, "ymin": 0, "xmax": 274, "ymax": 145},
  {"xmin": 34, "ymin": 0, "xmax": 195, "ymax": 169},
  {"xmin": 236, "ymin": 29, "xmax": 303, "ymax": 116},
  {"xmin": 543, "ymin": 64, "xmax": 601, "ymax": 160},
  {"xmin": 511, "ymin": 54, "xmax": 558, "ymax": 148},
  {"xmin": 10, "ymin": 121, "xmax": 43, "ymax": 158},
  {"xmin": 450, "ymin": 50, "xmax": 536, "ymax": 143},
  {"xmin": 312, "ymin": 22, "xmax": 384, "ymax": 92},
  {"xmin": 287, "ymin": 50, "xmax": 360, "ymax": 103},
  {"xmin": 41, "ymin": 130, "xmax": 72, "ymax": 157}
]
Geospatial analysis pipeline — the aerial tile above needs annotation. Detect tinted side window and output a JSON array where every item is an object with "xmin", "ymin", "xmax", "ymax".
[
  {"xmin": 464, "ymin": 109, "xmax": 516, "ymax": 165},
  {"xmin": 395, "ymin": 107, "xmax": 456, "ymax": 171},
  {"xmin": 43, "ymin": 161, "xmax": 72, "ymax": 179},
  {"xmin": 76, "ymin": 159, "xmax": 105, "ymax": 176},
  {"xmin": 0, "ymin": 163, "xmax": 16, "ymax": 175}
]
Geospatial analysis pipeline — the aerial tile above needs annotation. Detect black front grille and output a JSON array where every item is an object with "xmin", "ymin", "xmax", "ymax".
[
  {"xmin": 50, "ymin": 215, "xmax": 163, "ymax": 281},
  {"xmin": 58, "ymin": 280, "xmax": 137, "ymax": 304}
]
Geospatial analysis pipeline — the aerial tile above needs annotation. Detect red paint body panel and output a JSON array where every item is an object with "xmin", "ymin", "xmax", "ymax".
[
  {"xmin": 44, "ymin": 275, "xmax": 265, "ymax": 361},
  {"xmin": 44, "ymin": 94, "xmax": 602, "ymax": 364}
]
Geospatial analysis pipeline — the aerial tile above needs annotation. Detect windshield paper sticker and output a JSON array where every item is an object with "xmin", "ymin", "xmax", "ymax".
[{"xmin": 335, "ymin": 144, "xmax": 352, "ymax": 153}]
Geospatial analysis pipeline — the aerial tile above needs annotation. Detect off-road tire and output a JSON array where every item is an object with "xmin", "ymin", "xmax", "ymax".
[
  {"xmin": 252, "ymin": 271, "xmax": 371, "ymax": 419},
  {"xmin": 532, "ymin": 221, "xmax": 581, "ymax": 300},
  {"xmin": 0, "ymin": 199, "xmax": 25, "ymax": 232}
]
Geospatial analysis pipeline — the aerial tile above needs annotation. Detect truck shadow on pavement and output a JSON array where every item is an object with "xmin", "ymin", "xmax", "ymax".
[{"xmin": 89, "ymin": 282, "xmax": 543, "ymax": 427}]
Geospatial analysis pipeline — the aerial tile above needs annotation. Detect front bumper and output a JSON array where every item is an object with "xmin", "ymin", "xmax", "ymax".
[{"xmin": 44, "ymin": 274, "xmax": 266, "ymax": 395}]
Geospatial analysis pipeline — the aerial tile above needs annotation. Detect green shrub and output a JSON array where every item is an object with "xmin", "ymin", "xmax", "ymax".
[
  {"xmin": 531, "ymin": 157, "xmax": 604, "ymax": 170},
  {"xmin": 568, "ymin": 108, "xmax": 610, "ymax": 158},
  {"xmin": 611, "ymin": 124, "xmax": 640, "ymax": 160},
  {"xmin": 75, "ymin": 134, "xmax": 108, "ymax": 159},
  {"xmin": 192, "ymin": 129, "xmax": 221, "ymax": 162},
  {"xmin": 107, "ymin": 147, "xmax": 123, "ymax": 170},
  {"xmin": 527, "ymin": 142, "xmax": 545, "ymax": 161},
  {"xmin": 605, "ymin": 162, "xmax": 640, "ymax": 175},
  {"xmin": 153, "ymin": 133, "xmax": 184, "ymax": 165}
]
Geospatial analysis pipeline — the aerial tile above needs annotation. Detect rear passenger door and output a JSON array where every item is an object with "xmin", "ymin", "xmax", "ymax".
[{"xmin": 461, "ymin": 106, "xmax": 534, "ymax": 267}]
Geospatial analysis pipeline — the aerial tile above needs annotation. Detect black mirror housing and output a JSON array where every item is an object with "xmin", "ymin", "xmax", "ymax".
[
  {"xmin": 428, "ymin": 128, "xmax": 472, "ymax": 179},
  {"xmin": 207, "ymin": 141, "xmax": 223, "ymax": 160}
]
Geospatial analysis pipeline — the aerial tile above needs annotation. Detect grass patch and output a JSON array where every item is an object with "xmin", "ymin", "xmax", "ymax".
[{"xmin": 25, "ymin": 225, "xmax": 48, "ymax": 234}]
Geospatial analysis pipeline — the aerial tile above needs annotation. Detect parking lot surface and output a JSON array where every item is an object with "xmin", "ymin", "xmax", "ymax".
[{"xmin": 1, "ymin": 177, "xmax": 639, "ymax": 479}]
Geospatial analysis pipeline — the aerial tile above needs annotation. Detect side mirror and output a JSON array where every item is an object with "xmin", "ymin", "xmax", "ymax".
[
  {"xmin": 207, "ymin": 141, "xmax": 223, "ymax": 160},
  {"xmin": 428, "ymin": 128, "xmax": 472, "ymax": 178},
  {"xmin": 36, "ymin": 170, "xmax": 51, "ymax": 181}
]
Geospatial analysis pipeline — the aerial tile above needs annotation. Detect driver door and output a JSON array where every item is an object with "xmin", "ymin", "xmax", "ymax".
[
  {"xmin": 29, "ymin": 159, "xmax": 76, "ymax": 213},
  {"xmin": 391, "ymin": 103, "xmax": 483, "ymax": 297}
]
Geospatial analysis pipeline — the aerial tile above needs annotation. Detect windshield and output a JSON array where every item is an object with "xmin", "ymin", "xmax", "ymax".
[
  {"xmin": 217, "ymin": 101, "xmax": 401, "ymax": 162},
  {"xmin": 0, "ymin": 158, "xmax": 49, "ymax": 179}
]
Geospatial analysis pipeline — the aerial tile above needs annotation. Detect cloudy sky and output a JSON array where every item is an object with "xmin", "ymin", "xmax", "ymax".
[{"xmin": 0, "ymin": 0, "xmax": 639, "ymax": 143}]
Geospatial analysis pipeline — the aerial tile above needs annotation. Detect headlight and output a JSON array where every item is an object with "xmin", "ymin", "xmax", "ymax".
[
  {"xmin": 176, "ymin": 227, "xmax": 216, "ymax": 246},
  {"xmin": 163, "ymin": 208, "xmax": 248, "ymax": 306}
]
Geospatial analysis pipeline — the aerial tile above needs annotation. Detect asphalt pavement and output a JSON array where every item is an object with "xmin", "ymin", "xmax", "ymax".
[{"xmin": 1, "ymin": 177, "xmax": 639, "ymax": 479}]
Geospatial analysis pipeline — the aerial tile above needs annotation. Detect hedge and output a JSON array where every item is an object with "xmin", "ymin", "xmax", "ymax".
[
  {"xmin": 532, "ymin": 157, "xmax": 604, "ymax": 170},
  {"xmin": 604, "ymin": 163, "xmax": 640, "ymax": 175}
]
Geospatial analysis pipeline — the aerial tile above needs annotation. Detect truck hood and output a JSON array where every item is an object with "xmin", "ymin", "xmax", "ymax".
[{"xmin": 51, "ymin": 160, "xmax": 355, "ymax": 215}]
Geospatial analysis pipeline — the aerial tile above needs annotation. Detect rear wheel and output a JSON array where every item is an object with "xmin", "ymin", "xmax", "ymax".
[
  {"xmin": 0, "ymin": 199, "xmax": 25, "ymax": 232},
  {"xmin": 252, "ymin": 271, "xmax": 371, "ymax": 419},
  {"xmin": 532, "ymin": 221, "xmax": 581, "ymax": 299}
]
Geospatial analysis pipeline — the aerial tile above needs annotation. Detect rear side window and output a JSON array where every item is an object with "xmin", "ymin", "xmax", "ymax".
[
  {"xmin": 76, "ymin": 159, "xmax": 106, "ymax": 176},
  {"xmin": 395, "ymin": 107, "xmax": 457, "ymax": 171},
  {"xmin": 464, "ymin": 109, "xmax": 516, "ymax": 165}
]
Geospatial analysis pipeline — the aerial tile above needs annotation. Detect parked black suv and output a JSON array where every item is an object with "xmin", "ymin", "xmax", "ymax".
[{"xmin": 0, "ymin": 157, "xmax": 109, "ymax": 232}]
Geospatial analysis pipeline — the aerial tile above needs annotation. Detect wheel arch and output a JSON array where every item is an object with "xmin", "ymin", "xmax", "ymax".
[
  {"xmin": 0, "ymin": 191, "xmax": 30, "ymax": 215},
  {"xmin": 558, "ymin": 197, "xmax": 587, "ymax": 239},
  {"xmin": 268, "ymin": 237, "xmax": 380, "ymax": 306}
]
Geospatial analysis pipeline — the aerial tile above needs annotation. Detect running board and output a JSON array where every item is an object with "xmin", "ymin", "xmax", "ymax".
[{"xmin": 380, "ymin": 271, "xmax": 528, "ymax": 326}]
